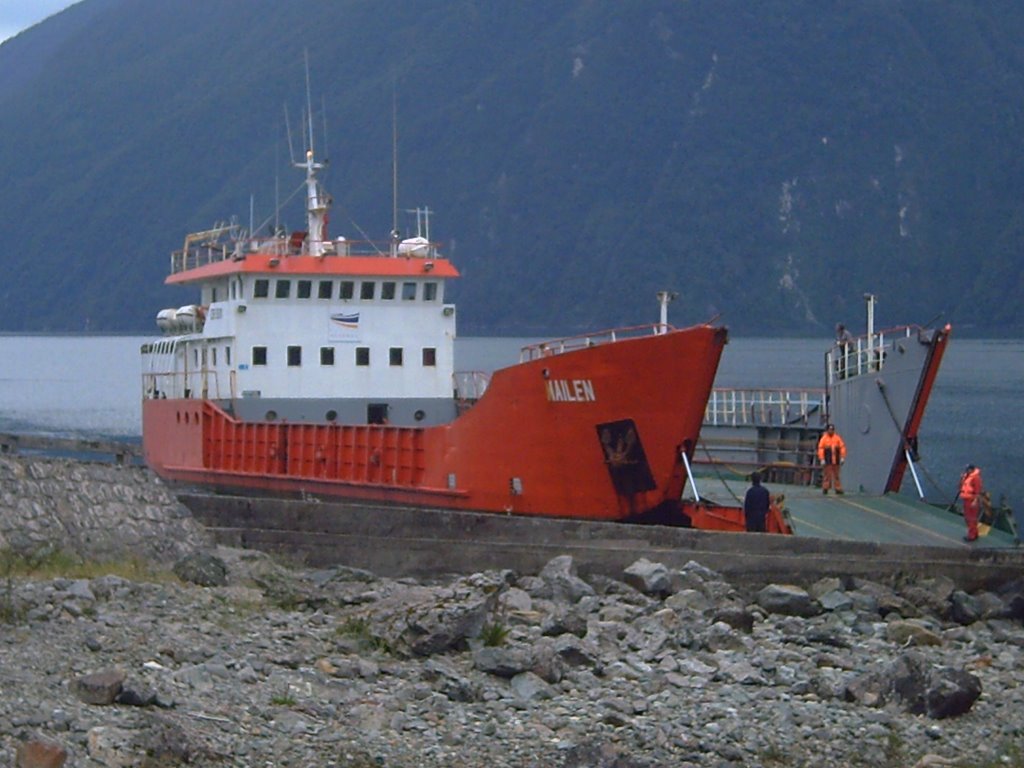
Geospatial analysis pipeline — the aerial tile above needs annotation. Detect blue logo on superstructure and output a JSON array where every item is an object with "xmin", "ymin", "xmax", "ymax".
[{"xmin": 330, "ymin": 312, "xmax": 360, "ymax": 329}]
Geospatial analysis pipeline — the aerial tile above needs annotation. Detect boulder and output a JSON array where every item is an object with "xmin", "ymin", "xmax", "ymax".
[{"xmin": 756, "ymin": 584, "xmax": 821, "ymax": 617}]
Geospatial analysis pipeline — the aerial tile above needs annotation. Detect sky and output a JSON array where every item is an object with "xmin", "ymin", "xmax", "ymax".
[{"xmin": 0, "ymin": 0, "xmax": 77, "ymax": 44}]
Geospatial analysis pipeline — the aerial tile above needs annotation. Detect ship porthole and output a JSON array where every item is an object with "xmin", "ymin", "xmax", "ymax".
[
  {"xmin": 414, "ymin": 410, "xmax": 425, "ymax": 421},
  {"xmin": 266, "ymin": 410, "xmax": 278, "ymax": 421},
  {"xmin": 326, "ymin": 410, "xmax": 337, "ymax": 422}
]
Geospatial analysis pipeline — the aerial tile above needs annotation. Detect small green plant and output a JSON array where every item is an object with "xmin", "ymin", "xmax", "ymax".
[
  {"xmin": 269, "ymin": 693, "xmax": 297, "ymax": 707},
  {"xmin": 0, "ymin": 544, "xmax": 175, "ymax": 624},
  {"xmin": 338, "ymin": 616, "xmax": 391, "ymax": 653},
  {"xmin": 0, "ymin": 545, "xmax": 171, "ymax": 582},
  {"xmin": 0, "ymin": 544, "xmax": 54, "ymax": 623},
  {"xmin": 480, "ymin": 621, "xmax": 509, "ymax": 647},
  {"xmin": 882, "ymin": 730, "xmax": 905, "ymax": 768}
]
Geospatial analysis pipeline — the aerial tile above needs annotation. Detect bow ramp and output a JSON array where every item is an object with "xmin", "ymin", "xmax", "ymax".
[{"xmin": 691, "ymin": 476, "xmax": 1020, "ymax": 549}]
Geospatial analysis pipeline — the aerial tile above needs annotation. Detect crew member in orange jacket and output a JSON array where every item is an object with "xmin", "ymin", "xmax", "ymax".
[
  {"xmin": 960, "ymin": 464, "xmax": 984, "ymax": 542},
  {"xmin": 817, "ymin": 424, "xmax": 846, "ymax": 495}
]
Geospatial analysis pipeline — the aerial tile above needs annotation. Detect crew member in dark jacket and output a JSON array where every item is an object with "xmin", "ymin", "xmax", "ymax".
[{"xmin": 744, "ymin": 471, "xmax": 771, "ymax": 532}]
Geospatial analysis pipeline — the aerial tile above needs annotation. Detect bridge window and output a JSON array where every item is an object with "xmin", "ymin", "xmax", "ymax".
[
  {"xmin": 254, "ymin": 279, "xmax": 269, "ymax": 298},
  {"xmin": 402, "ymin": 282, "xmax": 416, "ymax": 300},
  {"xmin": 340, "ymin": 281, "xmax": 354, "ymax": 299},
  {"xmin": 318, "ymin": 280, "xmax": 333, "ymax": 299},
  {"xmin": 287, "ymin": 346, "xmax": 302, "ymax": 366},
  {"xmin": 320, "ymin": 347, "xmax": 335, "ymax": 365},
  {"xmin": 423, "ymin": 282, "xmax": 437, "ymax": 301},
  {"xmin": 422, "ymin": 347, "xmax": 436, "ymax": 366},
  {"xmin": 381, "ymin": 281, "xmax": 396, "ymax": 300},
  {"xmin": 356, "ymin": 347, "xmax": 370, "ymax": 366},
  {"xmin": 297, "ymin": 280, "xmax": 312, "ymax": 299},
  {"xmin": 276, "ymin": 280, "xmax": 291, "ymax": 299},
  {"xmin": 252, "ymin": 346, "xmax": 267, "ymax": 366},
  {"xmin": 390, "ymin": 348, "xmax": 403, "ymax": 366},
  {"xmin": 360, "ymin": 281, "xmax": 376, "ymax": 300}
]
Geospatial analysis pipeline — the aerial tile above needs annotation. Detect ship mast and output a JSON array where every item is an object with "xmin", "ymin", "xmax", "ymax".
[
  {"xmin": 657, "ymin": 290, "xmax": 678, "ymax": 334},
  {"xmin": 298, "ymin": 53, "xmax": 328, "ymax": 256}
]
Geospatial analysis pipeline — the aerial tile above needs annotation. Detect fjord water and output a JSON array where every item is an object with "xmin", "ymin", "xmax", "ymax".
[{"xmin": 0, "ymin": 334, "xmax": 1020, "ymax": 512}]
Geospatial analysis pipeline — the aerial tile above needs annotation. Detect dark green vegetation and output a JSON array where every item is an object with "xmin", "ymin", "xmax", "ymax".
[{"xmin": 0, "ymin": 0, "xmax": 1021, "ymax": 336}]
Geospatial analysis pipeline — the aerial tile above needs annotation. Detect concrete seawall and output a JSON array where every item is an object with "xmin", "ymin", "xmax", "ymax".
[
  {"xmin": 2, "ymin": 450, "xmax": 1021, "ymax": 590},
  {"xmin": 181, "ymin": 493, "xmax": 1024, "ymax": 591}
]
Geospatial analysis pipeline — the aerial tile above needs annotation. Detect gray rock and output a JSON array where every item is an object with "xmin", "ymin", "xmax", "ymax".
[
  {"xmin": 173, "ymin": 550, "xmax": 228, "ymax": 586},
  {"xmin": 949, "ymin": 590, "xmax": 982, "ymax": 625},
  {"xmin": 472, "ymin": 643, "xmax": 534, "ymax": 678},
  {"xmin": 510, "ymin": 671, "xmax": 553, "ymax": 702},
  {"xmin": 538, "ymin": 555, "xmax": 596, "ymax": 603},
  {"xmin": 622, "ymin": 557, "xmax": 674, "ymax": 596},
  {"xmin": 925, "ymin": 667, "xmax": 983, "ymax": 719},
  {"xmin": 886, "ymin": 619, "xmax": 943, "ymax": 647},
  {"xmin": 756, "ymin": 584, "xmax": 822, "ymax": 617},
  {"xmin": 69, "ymin": 668, "xmax": 126, "ymax": 706},
  {"xmin": 818, "ymin": 589, "xmax": 855, "ymax": 612}
]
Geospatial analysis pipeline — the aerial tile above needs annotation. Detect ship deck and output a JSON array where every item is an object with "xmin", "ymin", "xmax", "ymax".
[{"xmin": 691, "ymin": 475, "xmax": 1021, "ymax": 549}]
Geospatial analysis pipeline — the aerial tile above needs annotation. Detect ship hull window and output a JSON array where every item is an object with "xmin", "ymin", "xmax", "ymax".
[
  {"xmin": 381, "ymin": 282, "xmax": 396, "ymax": 300},
  {"xmin": 424, "ymin": 282, "xmax": 437, "ymax": 301},
  {"xmin": 389, "ymin": 348, "xmax": 403, "ymax": 366},
  {"xmin": 297, "ymin": 280, "xmax": 312, "ymax": 299},
  {"xmin": 320, "ymin": 347, "xmax": 335, "ymax": 366},
  {"xmin": 287, "ymin": 346, "xmax": 302, "ymax": 366},
  {"xmin": 254, "ymin": 279, "xmax": 269, "ymax": 298},
  {"xmin": 360, "ymin": 281, "xmax": 376, "ymax": 300},
  {"xmin": 422, "ymin": 347, "xmax": 436, "ymax": 366},
  {"xmin": 356, "ymin": 347, "xmax": 370, "ymax": 366},
  {"xmin": 340, "ymin": 281, "xmax": 354, "ymax": 299},
  {"xmin": 252, "ymin": 346, "xmax": 267, "ymax": 366},
  {"xmin": 402, "ymin": 282, "xmax": 417, "ymax": 300},
  {"xmin": 318, "ymin": 280, "xmax": 333, "ymax": 299},
  {"xmin": 276, "ymin": 280, "xmax": 291, "ymax": 299}
]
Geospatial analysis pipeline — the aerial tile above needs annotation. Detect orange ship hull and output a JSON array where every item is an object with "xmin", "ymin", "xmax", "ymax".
[{"xmin": 143, "ymin": 325, "xmax": 727, "ymax": 523}]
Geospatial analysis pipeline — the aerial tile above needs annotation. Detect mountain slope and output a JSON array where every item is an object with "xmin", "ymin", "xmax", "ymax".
[{"xmin": 0, "ymin": 0, "xmax": 1021, "ymax": 335}]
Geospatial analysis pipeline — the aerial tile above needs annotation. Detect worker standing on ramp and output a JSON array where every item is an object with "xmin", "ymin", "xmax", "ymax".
[
  {"xmin": 960, "ymin": 464, "xmax": 984, "ymax": 542},
  {"xmin": 818, "ymin": 424, "xmax": 846, "ymax": 495}
]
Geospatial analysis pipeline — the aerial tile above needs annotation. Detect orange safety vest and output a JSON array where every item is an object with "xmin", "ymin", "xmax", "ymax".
[
  {"xmin": 817, "ymin": 432, "xmax": 846, "ymax": 465},
  {"xmin": 960, "ymin": 468, "xmax": 982, "ymax": 500}
]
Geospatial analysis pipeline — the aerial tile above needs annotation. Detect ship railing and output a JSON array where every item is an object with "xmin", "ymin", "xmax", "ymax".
[
  {"xmin": 170, "ymin": 229, "xmax": 442, "ymax": 276},
  {"xmin": 142, "ymin": 368, "xmax": 230, "ymax": 401},
  {"xmin": 703, "ymin": 387, "xmax": 826, "ymax": 428},
  {"xmin": 519, "ymin": 323, "xmax": 667, "ymax": 361},
  {"xmin": 826, "ymin": 324, "xmax": 921, "ymax": 385}
]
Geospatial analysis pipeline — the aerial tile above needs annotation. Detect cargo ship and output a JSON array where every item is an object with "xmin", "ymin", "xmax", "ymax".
[{"xmin": 141, "ymin": 129, "xmax": 727, "ymax": 523}]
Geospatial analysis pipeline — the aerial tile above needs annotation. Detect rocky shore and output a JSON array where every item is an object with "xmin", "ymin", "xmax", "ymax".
[{"xmin": 2, "ymin": 455, "xmax": 1024, "ymax": 767}]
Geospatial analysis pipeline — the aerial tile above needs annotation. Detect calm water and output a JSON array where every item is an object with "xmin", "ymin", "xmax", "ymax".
[{"xmin": 0, "ymin": 334, "xmax": 1020, "ymax": 509}]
